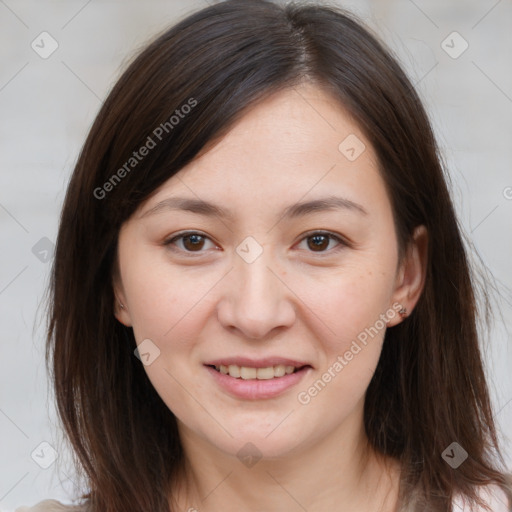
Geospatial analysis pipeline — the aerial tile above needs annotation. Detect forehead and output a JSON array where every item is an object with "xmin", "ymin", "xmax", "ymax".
[
  {"xmin": 194, "ymin": 83, "xmax": 374, "ymax": 165},
  {"xmin": 137, "ymin": 83, "xmax": 389, "ymax": 220}
]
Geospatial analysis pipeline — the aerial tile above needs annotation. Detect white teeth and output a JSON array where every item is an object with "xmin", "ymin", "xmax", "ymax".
[
  {"xmin": 256, "ymin": 367, "xmax": 274, "ymax": 380},
  {"xmin": 274, "ymin": 365, "xmax": 286, "ymax": 377},
  {"xmin": 240, "ymin": 367, "xmax": 257, "ymax": 380},
  {"xmin": 228, "ymin": 364, "xmax": 240, "ymax": 378},
  {"xmin": 213, "ymin": 363, "xmax": 303, "ymax": 379}
]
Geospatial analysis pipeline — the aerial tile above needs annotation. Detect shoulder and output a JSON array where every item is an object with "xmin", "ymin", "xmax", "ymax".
[
  {"xmin": 14, "ymin": 499, "xmax": 89, "ymax": 512},
  {"xmin": 453, "ymin": 483, "xmax": 512, "ymax": 512}
]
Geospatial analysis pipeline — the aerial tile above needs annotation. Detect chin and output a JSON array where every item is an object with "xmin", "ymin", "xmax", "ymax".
[
  {"xmin": 206, "ymin": 422, "xmax": 309, "ymax": 461},
  {"xmin": 218, "ymin": 437, "xmax": 302, "ymax": 463}
]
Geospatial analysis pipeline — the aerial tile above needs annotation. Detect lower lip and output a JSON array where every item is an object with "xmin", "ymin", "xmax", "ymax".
[{"xmin": 205, "ymin": 365, "xmax": 311, "ymax": 400}]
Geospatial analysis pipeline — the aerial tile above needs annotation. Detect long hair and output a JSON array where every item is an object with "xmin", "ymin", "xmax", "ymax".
[{"xmin": 45, "ymin": 1, "xmax": 512, "ymax": 510}]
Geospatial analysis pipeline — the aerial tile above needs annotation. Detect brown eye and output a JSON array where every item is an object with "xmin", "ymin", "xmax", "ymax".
[
  {"xmin": 297, "ymin": 232, "xmax": 346, "ymax": 254},
  {"xmin": 164, "ymin": 232, "xmax": 216, "ymax": 254},
  {"xmin": 307, "ymin": 234, "xmax": 330, "ymax": 252},
  {"xmin": 182, "ymin": 234, "xmax": 206, "ymax": 251}
]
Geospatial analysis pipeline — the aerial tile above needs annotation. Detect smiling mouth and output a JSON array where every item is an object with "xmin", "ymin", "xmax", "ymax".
[{"xmin": 207, "ymin": 364, "xmax": 310, "ymax": 380}]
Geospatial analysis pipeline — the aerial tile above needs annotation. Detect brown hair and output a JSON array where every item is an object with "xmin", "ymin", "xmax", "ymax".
[{"xmin": 45, "ymin": 1, "xmax": 512, "ymax": 510}]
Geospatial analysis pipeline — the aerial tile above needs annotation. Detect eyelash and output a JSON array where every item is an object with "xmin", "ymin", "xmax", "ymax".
[{"xmin": 162, "ymin": 230, "xmax": 348, "ymax": 257}]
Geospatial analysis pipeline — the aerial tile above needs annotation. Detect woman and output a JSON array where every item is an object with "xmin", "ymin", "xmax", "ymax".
[{"xmin": 16, "ymin": 0, "xmax": 512, "ymax": 510}]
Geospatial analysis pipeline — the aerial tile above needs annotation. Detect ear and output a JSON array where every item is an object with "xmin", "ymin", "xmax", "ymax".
[
  {"xmin": 387, "ymin": 225, "xmax": 428, "ymax": 327},
  {"xmin": 112, "ymin": 263, "xmax": 133, "ymax": 327}
]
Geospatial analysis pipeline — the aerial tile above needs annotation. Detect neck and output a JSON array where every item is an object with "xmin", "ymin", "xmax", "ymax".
[{"xmin": 170, "ymin": 401, "xmax": 401, "ymax": 512}]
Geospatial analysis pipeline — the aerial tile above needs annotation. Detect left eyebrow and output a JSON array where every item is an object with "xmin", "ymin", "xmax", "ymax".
[{"xmin": 138, "ymin": 195, "xmax": 369, "ymax": 221}]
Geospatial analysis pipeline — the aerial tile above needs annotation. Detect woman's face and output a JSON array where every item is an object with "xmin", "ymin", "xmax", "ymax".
[{"xmin": 114, "ymin": 83, "xmax": 425, "ymax": 460}]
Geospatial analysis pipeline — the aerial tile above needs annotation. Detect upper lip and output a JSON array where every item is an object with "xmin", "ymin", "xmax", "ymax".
[{"xmin": 205, "ymin": 357, "xmax": 312, "ymax": 368}]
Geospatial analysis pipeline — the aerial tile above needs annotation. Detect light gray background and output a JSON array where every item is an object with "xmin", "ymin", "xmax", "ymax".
[{"xmin": 1, "ymin": 0, "xmax": 511, "ymax": 509}]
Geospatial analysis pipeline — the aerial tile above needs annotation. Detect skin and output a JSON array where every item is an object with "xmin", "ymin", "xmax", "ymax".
[{"xmin": 113, "ymin": 82, "xmax": 428, "ymax": 512}]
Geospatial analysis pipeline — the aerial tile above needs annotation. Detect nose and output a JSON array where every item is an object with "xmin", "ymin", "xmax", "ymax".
[{"xmin": 216, "ymin": 249, "xmax": 296, "ymax": 340}]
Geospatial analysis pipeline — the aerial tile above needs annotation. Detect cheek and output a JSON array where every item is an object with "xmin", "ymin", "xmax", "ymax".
[
  {"xmin": 119, "ymin": 241, "xmax": 210, "ymax": 342},
  {"xmin": 289, "ymin": 254, "xmax": 396, "ymax": 406},
  {"xmin": 295, "ymin": 261, "xmax": 395, "ymax": 348},
  {"xmin": 292, "ymin": 272, "xmax": 393, "ymax": 432}
]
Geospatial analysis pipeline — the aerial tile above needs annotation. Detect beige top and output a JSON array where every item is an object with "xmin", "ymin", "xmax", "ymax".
[{"xmin": 14, "ymin": 485, "xmax": 512, "ymax": 511}]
